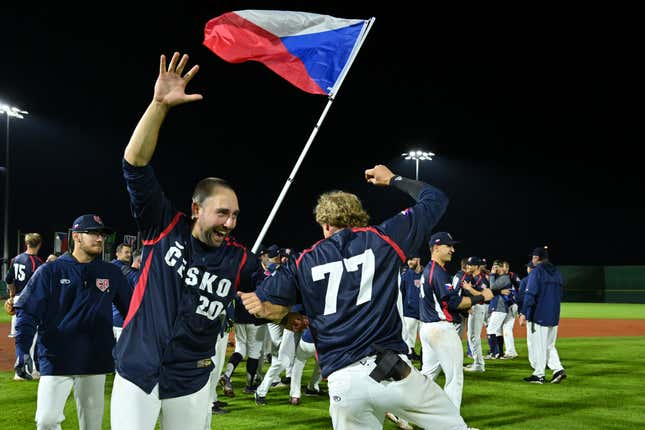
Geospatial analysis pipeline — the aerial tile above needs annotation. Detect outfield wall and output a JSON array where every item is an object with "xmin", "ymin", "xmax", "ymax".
[{"xmin": 559, "ymin": 265, "xmax": 645, "ymax": 303}]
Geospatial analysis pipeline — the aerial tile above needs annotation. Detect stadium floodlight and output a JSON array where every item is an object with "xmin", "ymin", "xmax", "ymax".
[
  {"xmin": 401, "ymin": 150, "xmax": 435, "ymax": 180},
  {"xmin": 0, "ymin": 102, "xmax": 29, "ymax": 279}
]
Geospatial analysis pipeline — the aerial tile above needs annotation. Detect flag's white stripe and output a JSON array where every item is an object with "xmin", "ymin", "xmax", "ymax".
[{"xmin": 236, "ymin": 10, "xmax": 363, "ymax": 38}]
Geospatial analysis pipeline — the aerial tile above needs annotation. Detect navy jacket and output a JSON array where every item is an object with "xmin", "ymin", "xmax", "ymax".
[
  {"xmin": 14, "ymin": 253, "xmax": 131, "ymax": 375},
  {"xmin": 522, "ymin": 262, "xmax": 564, "ymax": 326}
]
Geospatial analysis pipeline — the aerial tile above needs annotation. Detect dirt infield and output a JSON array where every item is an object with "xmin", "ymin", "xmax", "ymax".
[{"xmin": 1, "ymin": 319, "xmax": 644, "ymax": 372}]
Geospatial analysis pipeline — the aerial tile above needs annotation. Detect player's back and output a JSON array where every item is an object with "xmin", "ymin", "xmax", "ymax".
[
  {"xmin": 7, "ymin": 252, "xmax": 43, "ymax": 294},
  {"xmin": 296, "ymin": 226, "xmax": 408, "ymax": 377}
]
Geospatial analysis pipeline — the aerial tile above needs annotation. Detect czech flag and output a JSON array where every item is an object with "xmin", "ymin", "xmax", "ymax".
[{"xmin": 203, "ymin": 10, "xmax": 371, "ymax": 96}]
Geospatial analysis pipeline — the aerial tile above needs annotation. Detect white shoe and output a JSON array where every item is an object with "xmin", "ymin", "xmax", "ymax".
[
  {"xmin": 463, "ymin": 364, "xmax": 485, "ymax": 372},
  {"xmin": 385, "ymin": 412, "xmax": 414, "ymax": 430},
  {"xmin": 500, "ymin": 353, "xmax": 518, "ymax": 360}
]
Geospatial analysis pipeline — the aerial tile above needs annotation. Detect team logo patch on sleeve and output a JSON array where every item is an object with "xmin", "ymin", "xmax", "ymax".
[{"xmin": 96, "ymin": 279, "xmax": 110, "ymax": 292}]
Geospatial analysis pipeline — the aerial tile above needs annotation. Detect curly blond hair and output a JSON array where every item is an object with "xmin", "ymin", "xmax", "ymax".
[{"xmin": 314, "ymin": 191, "xmax": 369, "ymax": 228}]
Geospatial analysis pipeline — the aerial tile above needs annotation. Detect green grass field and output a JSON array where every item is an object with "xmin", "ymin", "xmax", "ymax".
[
  {"xmin": 1, "ymin": 302, "xmax": 642, "ymax": 325},
  {"xmin": 1, "ymin": 303, "xmax": 644, "ymax": 429}
]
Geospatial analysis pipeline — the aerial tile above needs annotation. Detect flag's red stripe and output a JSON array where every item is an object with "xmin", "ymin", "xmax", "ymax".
[{"xmin": 203, "ymin": 12, "xmax": 325, "ymax": 95}]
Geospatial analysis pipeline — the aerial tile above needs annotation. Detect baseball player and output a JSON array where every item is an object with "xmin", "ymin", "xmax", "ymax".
[
  {"xmin": 111, "ymin": 243, "xmax": 133, "ymax": 275},
  {"xmin": 518, "ymin": 261, "xmax": 534, "ymax": 366},
  {"xmin": 110, "ymin": 52, "xmax": 250, "ymax": 430},
  {"xmin": 14, "ymin": 214, "xmax": 131, "ymax": 429},
  {"xmin": 112, "ymin": 247, "xmax": 140, "ymax": 341},
  {"xmin": 461, "ymin": 256, "xmax": 489, "ymax": 372},
  {"xmin": 519, "ymin": 247, "xmax": 567, "ymax": 384},
  {"xmin": 500, "ymin": 261, "xmax": 521, "ymax": 358},
  {"xmin": 400, "ymin": 256, "xmax": 423, "ymax": 361},
  {"xmin": 419, "ymin": 234, "xmax": 493, "ymax": 410},
  {"xmin": 487, "ymin": 260, "xmax": 513, "ymax": 359},
  {"xmin": 240, "ymin": 165, "xmax": 478, "ymax": 430},
  {"xmin": 219, "ymin": 253, "xmax": 266, "ymax": 397},
  {"xmin": 5, "ymin": 232, "xmax": 43, "ymax": 380},
  {"xmin": 288, "ymin": 327, "xmax": 323, "ymax": 405}
]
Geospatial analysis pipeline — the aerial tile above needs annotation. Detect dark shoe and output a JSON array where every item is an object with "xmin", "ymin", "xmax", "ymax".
[
  {"xmin": 211, "ymin": 404, "xmax": 229, "ymax": 415},
  {"xmin": 14, "ymin": 365, "xmax": 33, "ymax": 381},
  {"xmin": 289, "ymin": 396, "xmax": 300, "ymax": 405},
  {"xmin": 523, "ymin": 375, "xmax": 545, "ymax": 384},
  {"xmin": 551, "ymin": 370, "xmax": 567, "ymax": 384},
  {"xmin": 243, "ymin": 385, "xmax": 257, "ymax": 394},
  {"xmin": 304, "ymin": 387, "xmax": 325, "ymax": 396},
  {"xmin": 213, "ymin": 400, "xmax": 228, "ymax": 407},
  {"xmin": 254, "ymin": 392, "xmax": 267, "ymax": 406},
  {"xmin": 219, "ymin": 374, "xmax": 235, "ymax": 397}
]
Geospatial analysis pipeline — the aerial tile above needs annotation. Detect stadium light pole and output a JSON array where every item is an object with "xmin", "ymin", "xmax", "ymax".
[
  {"xmin": 0, "ymin": 103, "xmax": 28, "ymax": 280},
  {"xmin": 402, "ymin": 150, "xmax": 434, "ymax": 180}
]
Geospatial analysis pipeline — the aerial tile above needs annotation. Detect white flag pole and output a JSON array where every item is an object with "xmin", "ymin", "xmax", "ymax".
[{"xmin": 251, "ymin": 18, "xmax": 376, "ymax": 254}]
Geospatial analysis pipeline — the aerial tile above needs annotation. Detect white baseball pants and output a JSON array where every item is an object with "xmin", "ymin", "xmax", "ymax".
[
  {"xmin": 420, "ymin": 321, "xmax": 464, "ymax": 410},
  {"xmin": 110, "ymin": 372, "xmax": 210, "ymax": 430},
  {"xmin": 35, "ymin": 374, "xmax": 106, "ymax": 430},
  {"xmin": 327, "ymin": 354, "xmax": 467, "ymax": 430},
  {"xmin": 526, "ymin": 322, "xmax": 564, "ymax": 377}
]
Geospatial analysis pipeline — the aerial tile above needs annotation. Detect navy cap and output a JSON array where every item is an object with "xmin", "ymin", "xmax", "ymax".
[
  {"xmin": 429, "ymin": 232, "xmax": 460, "ymax": 247},
  {"xmin": 531, "ymin": 246, "xmax": 549, "ymax": 259},
  {"xmin": 266, "ymin": 244, "xmax": 281, "ymax": 258},
  {"xmin": 71, "ymin": 214, "xmax": 112, "ymax": 233},
  {"xmin": 466, "ymin": 256, "xmax": 482, "ymax": 266}
]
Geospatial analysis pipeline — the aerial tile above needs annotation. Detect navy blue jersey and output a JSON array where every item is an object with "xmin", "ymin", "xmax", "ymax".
[
  {"xmin": 451, "ymin": 270, "xmax": 471, "ymax": 295},
  {"xmin": 5, "ymin": 252, "xmax": 43, "ymax": 295},
  {"xmin": 472, "ymin": 273, "xmax": 488, "ymax": 292},
  {"xmin": 14, "ymin": 253, "xmax": 131, "ymax": 375},
  {"xmin": 256, "ymin": 183, "xmax": 447, "ymax": 377},
  {"xmin": 115, "ymin": 160, "xmax": 248, "ymax": 399},
  {"xmin": 508, "ymin": 271, "xmax": 521, "ymax": 305},
  {"xmin": 400, "ymin": 268, "xmax": 422, "ymax": 318},
  {"xmin": 419, "ymin": 260, "xmax": 463, "ymax": 323}
]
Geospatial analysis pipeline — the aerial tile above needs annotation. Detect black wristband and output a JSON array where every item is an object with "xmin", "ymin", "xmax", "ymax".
[
  {"xmin": 470, "ymin": 294, "xmax": 485, "ymax": 305},
  {"xmin": 389, "ymin": 175, "xmax": 424, "ymax": 201}
]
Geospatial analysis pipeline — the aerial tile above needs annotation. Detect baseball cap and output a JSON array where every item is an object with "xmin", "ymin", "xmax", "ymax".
[
  {"xmin": 531, "ymin": 246, "xmax": 549, "ymax": 259},
  {"xmin": 71, "ymin": 214, "xmax": 113, "ymax": 234},
  {"xmin": 429, "ymin": 232, "xmax": 460, "ymax": 247},
  {"xmin": 266, "ymin": 244, "xmax": 281, "ymax": 259},
  {"xmin": 466, "ymin": 256, "xmax": 482, "ymax": 266}
]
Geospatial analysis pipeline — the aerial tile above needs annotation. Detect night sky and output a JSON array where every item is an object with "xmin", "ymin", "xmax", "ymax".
[{"xmin": 1, "ymin": 4, "xmax": 642, "ymax": 271}]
